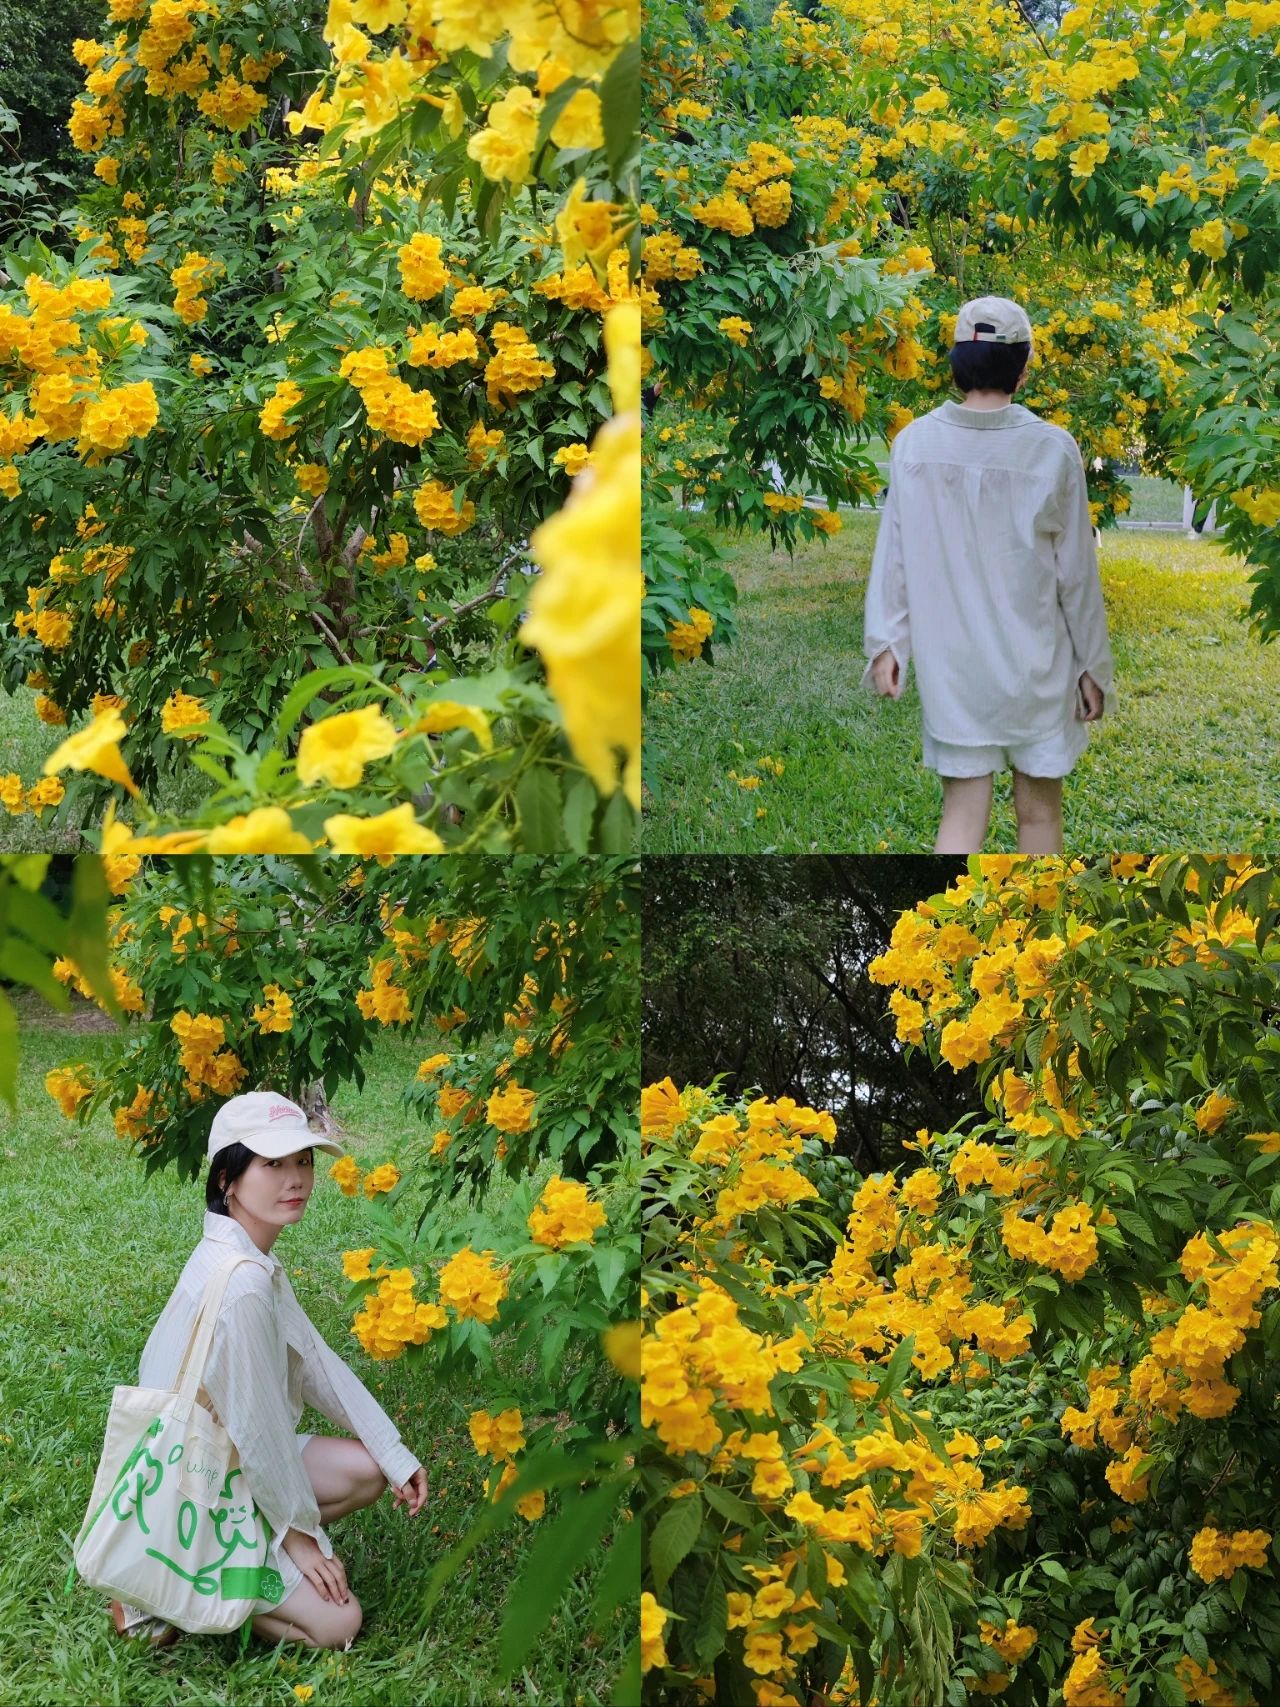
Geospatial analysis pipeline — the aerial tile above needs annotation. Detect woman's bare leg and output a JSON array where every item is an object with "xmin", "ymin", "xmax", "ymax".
[
  {"xmin": 248, "ymin": 1438, "xmax": 384, "ymax": 1647},
  {"xmin": 1012, "ymin": 770, "xmax": 1064, "ymax": 854},
  {"xmin": 251, "ymin": 1574, "xmax": 362, "ymax": 1649},
  {"xmin": 301, "ymin": 1436, "xmax": 388, "ymax": 1523},
  {"xmin": 934, "ymin": 774, "xmax": 994, "ymax": 853}
]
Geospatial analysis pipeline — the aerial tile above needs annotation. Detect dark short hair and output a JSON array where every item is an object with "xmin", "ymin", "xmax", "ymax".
[
  {"xmin": 949, "ymin": 340, "xmax": 1031, "ymax": 396},
  {"xmin": 206, "ymin": 1141, "xmax": 314, "ymax": 1214}
]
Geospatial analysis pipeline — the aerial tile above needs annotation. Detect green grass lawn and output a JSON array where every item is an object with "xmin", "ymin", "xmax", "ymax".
[
  {"xmin": 1, "ymin": 1012, "xmax": 626, "ymax": 1706},
  {"xmin": 643, "ymin": 516, "xmax": 1280, "ymax": 853}
]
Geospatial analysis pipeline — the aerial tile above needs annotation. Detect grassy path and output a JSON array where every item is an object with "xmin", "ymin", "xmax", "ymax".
[{"xmin": 643, "ymin": 516, "xmax": 1280, "ymax": 852}]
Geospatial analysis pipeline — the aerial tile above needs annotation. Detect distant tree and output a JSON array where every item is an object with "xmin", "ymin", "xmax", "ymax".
[
  {"xmin": 0, "ymin": 0, "xmax": 98, "ymax": 237},
  {"xmin": 642, "ymin": 856, "xmax": 976, "ymax": 1170}
]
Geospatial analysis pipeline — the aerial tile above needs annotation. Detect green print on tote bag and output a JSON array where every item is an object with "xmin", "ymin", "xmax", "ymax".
[{"xmin": 66, "ymin": 1255, "xmax": 287, "ymax": 1635}]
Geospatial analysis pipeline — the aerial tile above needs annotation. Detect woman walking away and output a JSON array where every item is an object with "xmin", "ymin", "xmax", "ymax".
[
  {"xmin": 863, "ymin": 294, "xmax": 1114, "ymax": 854},
  {"xmin": 110, "ymin": 1091, "xmax": 429, "ymax": 1651}
]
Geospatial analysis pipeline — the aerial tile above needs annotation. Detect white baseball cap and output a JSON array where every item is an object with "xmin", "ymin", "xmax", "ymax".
[
  {"xmin": 207, "ymin": 1091, "xmax": 345, "ymax": 1162},
  {"xmin": 953, "ymin": 295, "xmax": 1034, "ymax": 347}
]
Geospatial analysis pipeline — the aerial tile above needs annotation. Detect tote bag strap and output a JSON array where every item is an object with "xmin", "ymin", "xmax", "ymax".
[{"xmin": 173, "ymin": 1255, "xmax": 263, "ymax": 1409}]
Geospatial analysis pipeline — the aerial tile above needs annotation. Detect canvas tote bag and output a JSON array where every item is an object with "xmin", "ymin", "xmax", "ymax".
[{"xmin": 65, "ymin": 1253, "xmax": 288, "ymax": 1633}]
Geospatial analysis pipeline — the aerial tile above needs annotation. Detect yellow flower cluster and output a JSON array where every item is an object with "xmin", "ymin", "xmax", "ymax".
[
  {"xmin": 468, "ymin": 1405, "xmax": 525, "ymax": 1459},
  {"xmin": 170, "ymin": 251, "xmax": 221, "ymax": 323},
  {"xmin": 252, "ymin": 984, "xmax": 294, "ymax": 1034},
  {"xmin": 78, "ymin": 381, "xmax": 159, "ymax": 456},
  {"xmin": 486, "ymin": 1083, "xmax": 537, "ymax": 1135},
  {"xmin": 640, "ymin": 1593, "xmax": 669, "ymax": 1673},
  {"xmin": 718, "ymin": 315, "xmax": 753, "ymax": 346},
  {"xmin": 413, "ymin": 477, "xmax": 476, "ymax": 535},
  {"xmin": 160, "ymin": 691, "xmax": 209, "ymax": 737},
  {"xmin": 355, "ymin": 957, "xmax": 411, "ymax": 1024},
  {"xmin": 1188, "ymin": 1526, "xmax": 1271, "ymax": 1583},
  {"xmin": 338, "ymin": 344, "xmax": 440, "ymax": 447},
  {"xmin": 329, "ymin": 1155, "xmax": 363, "ymax": 1197},
  {"xmin": 527, "ymin": 1175, "xmax": 607, "ymax": 1249},
  {"xmin": 407, "ymin": 324, "xmax": 479, "ymax": 368},
  {"xmin": 170, "ymin": 1010, "xmax": 247, "ymax": 1099},
  {"xmin": 642, "ymin": 231, "xmax": 703, "ymax": 282},
  {"xmin": 114, "ymin": 1084, "xmax": 156, "ymax": 1142},
  {"xmin": 362, "ymin": 1161, "xmax": 401, "ymax": 1197},
  {"xmin": 1063, "ymin": 1647, "xmax": 1124, "ymax": 1707},
  {"xmin": 351, "ymin": 1262, "xmax": 447, "ymax": 1360},
  {"xmin": 396, "ymin": 233, "xmax": 446, "ymax": 303},
  {"xmin": 1000, "ymin": 1201, "xmax": 1100, "ymax": 1284},
  {"xmin": 258, "ymin": 379, "xmax": 304, "ymax": 440},
  {"xmin": 667, "ymin": 606, "xmax": 714, "ymax": 663},
  {"xmin": 437, "ymin": 1246, "xmax": 509, "ymax": 1323},
  {"xmin": 483, "ymin": 321, "xmax": 556, "ymax": 408},
  {"xmin": 46, "ymin": 1065, "xmax": 94, "ymax": 1119}
]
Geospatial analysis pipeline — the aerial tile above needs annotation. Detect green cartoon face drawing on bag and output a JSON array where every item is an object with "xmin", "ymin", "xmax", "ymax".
[{"xmin": 105, "ymin": 1423, "xmax": 280, "ymax": 1603}]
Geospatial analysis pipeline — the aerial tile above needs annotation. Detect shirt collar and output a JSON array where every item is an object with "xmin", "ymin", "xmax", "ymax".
[
  {"xmin": 203, "ymin": 1209, "xmax": 282, "ymax": 1276},
  {"xmin": 939, "ymin": 400, "xmax": 1032, "ymax": 430}
]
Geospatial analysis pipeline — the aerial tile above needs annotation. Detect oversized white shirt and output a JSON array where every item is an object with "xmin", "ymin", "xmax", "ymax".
[
  {"xmin": 862, "ymin": 399, "xmax": 1115, "ymax": 745},
  {"xmin": 138, "ymin": 1210, "xmax": 421, "ymax": 1608}
]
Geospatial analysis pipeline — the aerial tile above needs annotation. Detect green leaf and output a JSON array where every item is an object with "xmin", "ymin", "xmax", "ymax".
[
  {"xmin": 516, "ymin": 766, "xmax": 563, "ymax": 852},
  {"xmin": 598, "ymin": 789, "xmax": 636, "ymax": 852},
  {"xmin": 648, "ymin": 1493, "xmax": 703, "ymax": 1594},
  {"xmin": 873, "ymin": 1334, "xmax": 916, "ymax": 1402},
  {"xmin": 1040, "ymin": 1559, "xmax": 1071, "ymax": 1585},
  {"xmin": 562, "ymin": 776, "xmax": 597, "ymax": 853},
  {"xmin": 0, "ymin": 988, "xmax": 16, "ymax": 1111},
  {"xmin": 588, "ymin": 1508, "xmax": 638, "ymax": 1634},
  {"xmin": 1184, "ymin": 1627, "xmax": 1210, "ymax": 1667},
  {"xmin": 0, "ymin": 938, "xmax": 69, "ymax": 1011},
  {"xmin": 599, "ymin": 38, "xmax": 639, "ymax": 179},
  {"xmin": 65, "ymin": 856, "xmax": 117, "ymax": 1020},
  {"xmin": 591, "ymin": 1241, "xmax": 627, "ymax": 1303},
  {"xmin": 497, "ymin": 1478, "xmax": 623, "ymax": 1677},
  {"xmin": 1155, "ymin": 1673, "xmax": 1187, "ymax": 1707},
  {"xmin": 695, "ymin": 1567, "xmax": 728, "ymax": 1666}
]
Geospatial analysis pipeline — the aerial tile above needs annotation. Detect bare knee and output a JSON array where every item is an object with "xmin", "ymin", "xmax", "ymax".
[
  {"xmin": 306, "ymin": 1593, "xmax": 364, "ymax": 1650},
  {"xmin": 253, "ymin": 1593, "xmax": 363, "ymax": 1651},
  {"xmin": 319, "ymin": 1594, "xmax": 364, "ymax": 1649}
]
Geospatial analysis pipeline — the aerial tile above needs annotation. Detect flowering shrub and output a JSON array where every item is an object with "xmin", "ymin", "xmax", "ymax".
[
  {"xmin": 43, "ymin": 850, "xmax": 640, "ymax": 1685},
  {"xmin": 642, "ymin": 855, "xmax": 1280, "ymax": 1706},
  {"xmin": 0, "ymin": 0, "xmax": 641, "ymax": 850}
]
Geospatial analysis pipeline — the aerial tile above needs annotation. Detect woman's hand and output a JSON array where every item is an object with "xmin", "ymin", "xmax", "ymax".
[
  {"xmin": 870, "ymin": 649, "xmax": 903, "ymax": 699},
  {"xmin": 391, "ymin": 1465, "xmax": 429, "ymax": 1517},
  {"xmin": 1077, "ymin": 671, "xmax": 1104, "ymax": 721},
  {"xmin": 282, "ymin": 1526, "xmax": 350, "ymax": 1605}
]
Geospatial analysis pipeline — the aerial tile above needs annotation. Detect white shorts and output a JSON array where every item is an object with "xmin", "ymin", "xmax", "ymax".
[{"xmin": 923, "ymin": 719, "xmax": 1088, "ymax": 780}]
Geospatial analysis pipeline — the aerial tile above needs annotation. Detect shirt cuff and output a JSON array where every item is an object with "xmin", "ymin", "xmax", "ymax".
[{"xmin": 374, "ymin": 1440, "xmax": 421, "ymax": 1491}]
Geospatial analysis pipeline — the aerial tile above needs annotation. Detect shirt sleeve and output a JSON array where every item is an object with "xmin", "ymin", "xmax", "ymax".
[
  {"xmin": 201, "ymin": 1289, "xmax": 335, "ymax": 1560},
  {"xmin": 861, "ymin": 457, "xmax": 911, "ymax": 690},
  {"xmin": 295, "ymin": 1305, "xmax": 422, "ymax": 1491},
  {"xmin": 1052, "ymin": 438, "xmax": 1115, "ymax": 697}
]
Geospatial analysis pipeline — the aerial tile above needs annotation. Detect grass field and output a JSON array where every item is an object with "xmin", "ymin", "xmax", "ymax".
[
  {"xmin": 1, "ymin": 1012, "xmax": 625, "ymax": 1707},
  {"xmin": 643, "ymin": 515, "xmax": 1280, "ymax": 853}
]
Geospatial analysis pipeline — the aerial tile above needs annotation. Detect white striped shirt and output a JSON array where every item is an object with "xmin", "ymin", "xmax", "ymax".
[
  {"xmin": 862, "ymin": 400, "xmax": 1115, "ymax": 744},
  {"xmin": 138, "ymin": 1210, "xmax": 420, "ymax": 1607}
]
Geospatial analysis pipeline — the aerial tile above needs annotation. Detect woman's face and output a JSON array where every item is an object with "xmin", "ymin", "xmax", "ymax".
[{"xmin": 224, "ymin": 1148, "xmax": 315, "ymax": 1225}]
